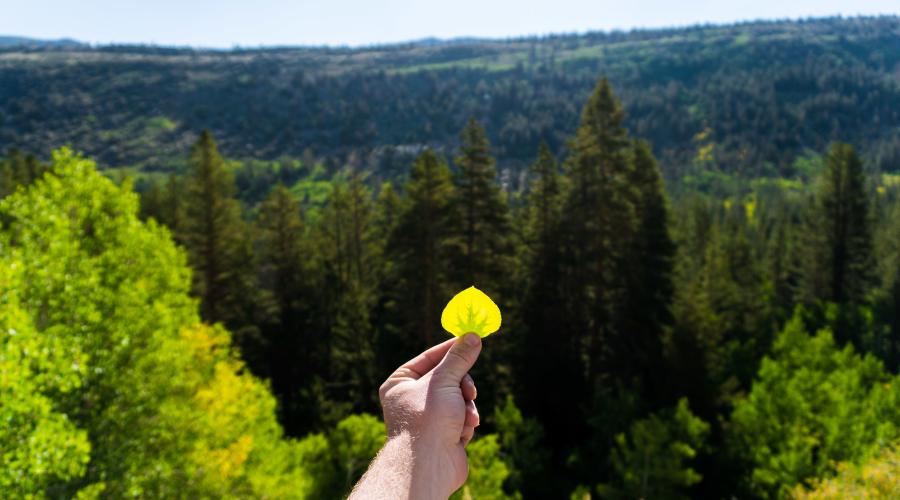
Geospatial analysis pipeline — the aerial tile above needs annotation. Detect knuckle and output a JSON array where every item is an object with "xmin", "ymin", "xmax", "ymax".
[{"xmin": 446, "ymin": 348, "xmax": 469, "ymax": 367}]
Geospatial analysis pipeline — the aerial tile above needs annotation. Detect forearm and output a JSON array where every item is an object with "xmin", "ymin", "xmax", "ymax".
[{"xmin": 350, "ymin": 432, "xmax": 453, "ymax": 500}]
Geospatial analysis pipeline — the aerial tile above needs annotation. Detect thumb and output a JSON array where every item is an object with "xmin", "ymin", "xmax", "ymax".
[{"xmin": 433, "ymin": 333, "xmax": 482, "ymax": 388}]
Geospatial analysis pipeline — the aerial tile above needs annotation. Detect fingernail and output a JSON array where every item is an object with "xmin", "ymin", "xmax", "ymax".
[{"xmin": 464, "ymin": 333, "xmax": 480, "ymax": 346}]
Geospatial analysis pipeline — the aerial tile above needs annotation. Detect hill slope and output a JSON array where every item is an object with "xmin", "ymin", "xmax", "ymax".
[{"xmin": 1, "ymin": 16, "xmax": 899, "ymax": 183}]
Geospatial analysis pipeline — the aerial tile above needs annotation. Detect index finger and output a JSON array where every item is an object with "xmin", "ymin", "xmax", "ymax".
[{"xmin": 397, "ymin": 337, "xmax": 456, "ymax": 379}]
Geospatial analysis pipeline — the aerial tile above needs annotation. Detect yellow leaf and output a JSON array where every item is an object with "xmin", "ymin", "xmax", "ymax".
[{"xmin": 441, "ymin": 286, "xmax": 502, "ymax": 338}]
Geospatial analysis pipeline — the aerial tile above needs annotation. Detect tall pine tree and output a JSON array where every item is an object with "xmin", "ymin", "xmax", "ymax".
[
  {"xmin": 181, "ymin": 131, "xmax": 250, "ymax": 327},
  {"xmin": 318, "ymin": 173, "xmax": 381, "ymax": 417},
  {"xmin": 255, "ymin": 184, "xmax": 320, "ymax": 434},
  {"xmin": 802, "ymin": 142, "xmax": 875, "ymax": 305},
  {"xmin": 452, "ymin": 118, "xmax": 514, "ymax": 292},
  {"xmin": 383, "ymin": 150, "xmax": 458, "ymax": 363}
]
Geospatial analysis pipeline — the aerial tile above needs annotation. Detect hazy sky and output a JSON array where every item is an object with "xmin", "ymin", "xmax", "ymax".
[{"xmin": 2, "ymin": 0, "xmax": 898, "ymax": 47}]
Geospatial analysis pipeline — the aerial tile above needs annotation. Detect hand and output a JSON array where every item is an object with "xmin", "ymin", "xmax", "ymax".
[{"xmin": 378, "ymin": 333, "xmax": 482, "ymax": 497}]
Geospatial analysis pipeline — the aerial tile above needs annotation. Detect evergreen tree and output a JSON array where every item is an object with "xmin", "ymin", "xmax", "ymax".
[
  {"xmin": 319, "ymin": 174, "xmax": 380, "ymax": 416},
  {"xmin": 560, "ymin": 78, "xmax": 636, "ymax": 395},
  {"xmin": 383, "ymin": 150, "xmax": 458, "ymax": 364},
  {"xmin": 802, "ymin": 142, "xmax": 875, "ymax": 306},
  {"xmin": 452, "ymin": 118, "xmax": 516, "ymax": 413},
  {"xmin": 524, "ymin": 141, "xmax": 563, "ymax": 249},
  {"xmin": 256, "ymin": 185, "xmax": 320, "ymax": 433},
  {"xmin": 616, "ymin": 139, "xmax": 675, "ymax": 406},
  {"xmin": 517, "ymin": 142, "xmax": 582, "ymax": 480},
  {"xmin": 452, "ymin": 118, "xmax": 514, "ymax": 291},
  {"xmin": 0, "ymin": 149, "xmax": 46, "ymax": 198},
  {"xmin": 181, "ymin": 131, "xmax": 251, "ymax": 328}
]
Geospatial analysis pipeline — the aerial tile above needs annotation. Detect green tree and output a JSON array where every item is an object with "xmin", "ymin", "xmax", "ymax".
[
  {"xmin": 0, "ymin": 260, "xmax": 92, "ymax": 497},
  {"xmin": 801, "ymin": 143, "xmax": 875, "ymax": 306},
  {"xmin": 615, "ymin": 139, "xmax": 675, "ymax": 406},
  {"xmin": 0, "ymin": 149, "xmax": 314, "ymax": 497},
  {"xmin": 452, "ymin": 118, "xmax": 514, "ymax": 290},
  {"xmin": 318, "ymin": 173, "xmax": 381, "ymax": 417},
  {"xmin": 494, "ymin": 395, "xmax": 549, "ymax": 497},
  {"xmin": 452, "ymin": 118, "xmax": 516, "ymax": 414},
  {"xmin": 450, "ymin": 434, "xmax": 517, "ymax": 500},
  {"xmin": 382, "ymin": 150, "xmax": 458, "ymax": 363},
  {"xmin": 256, "ymin": 184, "xmax": 322, "ymax": 434},
  {"xmin": 729, "ymin": 310, "xmax": 900, "ymax": 498},
  {"xmin": 297, "ymin": 413, "xmax": 387, "ymax": 499},
  {"xmin": 181, "ymin": 131, "xmax": 252, "ymax": 326},
  {"xmin": 599, "ymin": 398, "xmax": 709, "ymax": 500}
]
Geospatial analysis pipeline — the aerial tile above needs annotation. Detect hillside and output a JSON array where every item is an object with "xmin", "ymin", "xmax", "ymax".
[{"xmin": 1, "ymin": 16, "xmax": 899, "ymax": 185}]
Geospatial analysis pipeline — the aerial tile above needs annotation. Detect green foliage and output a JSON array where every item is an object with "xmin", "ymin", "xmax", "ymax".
[
  {"xmin": 318, "ymin": 174, "xmax": 382, "ymax": 416},
  {"xmin": 298, "ymin": 414, "xmax": 386, "ymax": 499},
  {"xmin": 729, "ymin": 311, "xmax": 900, "ymax": 498},
  {"xmin": 452, "ymin": 117, "xmax": 516, "ymax": 414},
  {"xmin": 5, "ymin": 17, "xmax": 900, "ymax": 180},
  {"xmin": 494, "ymin": 395, "xmax": 548, "ymax": 496},
  {"xmin": 382, "ymin": 150, "xmax": 458, "ymax": 355},
  {"xmin": 0, "ymin": 148, "xmax": 316, "ymax": 497},
  {"xmin": 599, "ymin": 398, "xmax": 709, "ymax": 499},
  {"xmin": 800, "ymin": 143, "xmax": 875, "ymax": 308},
  {"xmin": 793, "ymin": 444, "xmax": 900, "ymax": 498},
  {"xmin": 450, "ymin": 434, "xmax": 517, "ymax": 500},
  {"xmin": 0, "ymin": 261, "xmax": 91, "ymax": 496},
  {"xmin": 181, "ymin": 130, "xmax": 253, "ymax": 326},
  {"xmin": 10, "ymin": 54, "xmax": 900, "ymax": 499}
]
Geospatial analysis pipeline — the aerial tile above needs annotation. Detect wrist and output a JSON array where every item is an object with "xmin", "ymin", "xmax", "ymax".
[{"xmin": 391, "ymin": 432, "xmax": 457, "ymax": 500}]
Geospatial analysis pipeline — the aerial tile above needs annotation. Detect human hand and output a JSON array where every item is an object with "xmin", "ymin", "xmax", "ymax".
[{"xmin": 378, "ymin": 333, "xmax": 482, "ymax": 498}]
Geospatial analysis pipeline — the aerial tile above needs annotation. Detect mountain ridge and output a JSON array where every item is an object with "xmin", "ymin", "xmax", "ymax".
[{"xmin": 1, "ymin": 15, "xmax": 899, "ymax": 186}]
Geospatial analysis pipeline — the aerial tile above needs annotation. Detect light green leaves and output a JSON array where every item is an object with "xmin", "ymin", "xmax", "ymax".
[{"xmin": 441, "ymin": 286, "xmax": 502, "ymax": 338}]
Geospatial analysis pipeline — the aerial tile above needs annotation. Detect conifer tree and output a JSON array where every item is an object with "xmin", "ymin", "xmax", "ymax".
[
  {"xmin": 256, "ymin": 184, "xmax": 319, "ymax": 433},
  {"xmin": 616, "ymin": 140, "xmax": 675, "ymax": 406},
  {"xmin": 559, "ymin": 79, "xmax": 640, "ymax": 405},
  {"xmin": 523, "ymin": 142, "xmax": 563, "ymax": 249},
  {"xmin": 516, "ymin": 142, "xmax": 581, "ymax": 485},
  {"xmin": 383, "ymin": 150, "xmax": 458, "ymax": 362},
  {"xmin": 802, "ymin": 142, "xmax": 874, "ymax": 306},
  {"xmin": 452, "ymin": 118, "xmax": 516, "ymax": 411},
  {"xmin": 452, "ymin": 118, "xmax": 514, "ymax": 292},
  {"xmin": 181, "ymin": 131, "xmax": 249, "ymax": 326},
  {"xmin": 319, "ymin": 174, "xmax": 380, "ymax": 415}
]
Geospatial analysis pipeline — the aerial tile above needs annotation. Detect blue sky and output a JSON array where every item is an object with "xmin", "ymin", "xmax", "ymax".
[{"xmin": 1, "ymin": 0, "xmax": 898, "ymax": 47}]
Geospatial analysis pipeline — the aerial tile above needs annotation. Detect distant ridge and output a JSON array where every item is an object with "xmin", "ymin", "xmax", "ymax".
[
  {"xmin": 0, "ymin": 35, "xmax": 84, "ymax": 48},
  {"xmin": 1, "ymin": 15, "xmax": 899, "ymax": 181}
]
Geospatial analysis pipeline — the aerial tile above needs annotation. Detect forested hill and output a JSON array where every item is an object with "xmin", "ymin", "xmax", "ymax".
[{"xmin": 2, "ymin": 15, "xmax": 900, "ymax": 184}]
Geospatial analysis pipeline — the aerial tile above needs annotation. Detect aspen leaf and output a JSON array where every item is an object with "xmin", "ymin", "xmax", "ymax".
[{"xmin": 441, "ymin": 286, "xmax": 502, "ymax": 338}]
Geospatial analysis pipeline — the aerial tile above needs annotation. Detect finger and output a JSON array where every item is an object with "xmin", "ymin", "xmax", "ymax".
[
  {"xmin": 465, "ymin": 399, "xmax": 480, "ymax": 428},
  {"xmin": 392, "ymin": 338, "xmax": 456, "ymax": 380},
  {"xmin": 433, "ymin": 333, "xmax": 482, "ymax": 389},
  {"xmin": 461, "ymin": 425, "xmax": 475, "ymax": 447},
  {"xmin": 461, "ymin": 373, "xmax": 477, "ymax": 401}
]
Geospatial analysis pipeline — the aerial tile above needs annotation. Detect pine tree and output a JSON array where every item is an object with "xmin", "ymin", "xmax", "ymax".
[
  {"xmin": 523, "ymin": 142, "xmax": 563, "ymax": 249},
  {"xmin": 452, "ymin": 118, "xmax": 514, "ymax": 291},
  {"xmin": 256, "ymin": 184, "xmax": 321, "ymax": 433},
  {"xmin": 516, "ymin": 142, "xmax": 579, "ymax": 492},
  {"xmin": 0, "ymin": 149, "xmax": 46, "ymax": 198},
  {"xmin": 451, "ymin": 118, "xmax": 517, "ymax": 412},
  {"xmin": 616, "ymin": 139, "xmax": 675, "ymax": 406},
  {"xmin": 383, "ymin": 150, "xmax": 458, "ymax": 362},
  {"xmin": 181, "ymin": 131, "xmax": 249, "ymax": 326},
  {"xmin": 319, "ymin": 173, "xmax": 380, "ymax": 415},
  {"xmin": 802, "ymin": 143, "xmax": 875, "ymax": 305},
  {"xmin": 560, "ymin": 78, "xmax": 636, "ymax": 391}
]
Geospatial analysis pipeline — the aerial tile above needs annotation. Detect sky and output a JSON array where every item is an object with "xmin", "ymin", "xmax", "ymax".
[{"xmin": 1, "ymin": 0, "xmax": 898, "ymax": 48}]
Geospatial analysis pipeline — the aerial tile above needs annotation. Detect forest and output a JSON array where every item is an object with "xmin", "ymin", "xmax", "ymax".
[
  {"xmin": 4, "ymin": 15, "xmax": 900, "ymax": 500},
  {"xmin": 2, "ymin": 16, "xmax": 900, "ymax": 185}
]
